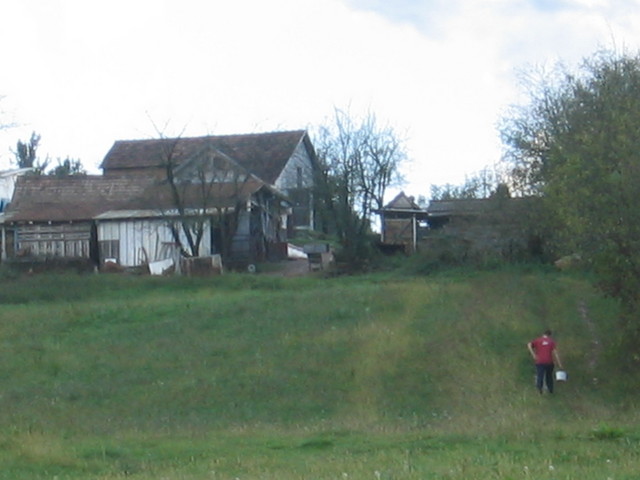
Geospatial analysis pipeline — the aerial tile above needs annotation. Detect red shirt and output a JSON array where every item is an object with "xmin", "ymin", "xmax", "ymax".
[{"xmin": 530, "ymin": 336, "xmax": 556, "ymax": 364}]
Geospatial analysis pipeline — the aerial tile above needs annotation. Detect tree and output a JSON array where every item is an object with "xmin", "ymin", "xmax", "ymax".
[
  {"xmin": 13, "ymin": 132, "xmax": 49, "ymax": 174},
  {"xmin": 501, "ymin": 50, "xmax": 640, "ymax": 317},
  {"xmin": 49, "ymin": 157, "xmax": 86, "ymax": 177},
  {"xmin": 157, "ymin": 136, "xmax": 253, "ymax": 261},
  {"xmin": 314, "ymin": 109, "xmax": 406, "ymax": 266},
  {"xmin": 430, "ymin": 166, "xmax": 507, "ymax": 200}
]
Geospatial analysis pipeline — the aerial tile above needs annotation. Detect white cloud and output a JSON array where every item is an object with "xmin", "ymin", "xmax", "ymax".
[{"xmin": 2, "ymin": 0, "xmax": 640, "ymax": 196}]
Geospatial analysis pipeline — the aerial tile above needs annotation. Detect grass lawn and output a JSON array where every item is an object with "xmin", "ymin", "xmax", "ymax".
[{"xmin": 0, "ymin": 267, "xmax": 638, "ymax": 478}]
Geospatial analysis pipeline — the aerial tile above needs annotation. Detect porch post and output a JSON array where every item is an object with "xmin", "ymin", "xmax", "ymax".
[
  {"xmin": 1, "ymin": 225, "xmax": 5, "ymax": 261},
  {"xmin": 412, "ymin": 214, "xmax": 417, "ymax": 253}
]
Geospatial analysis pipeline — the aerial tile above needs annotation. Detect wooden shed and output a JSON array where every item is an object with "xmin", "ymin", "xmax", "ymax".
[
  {"xmin": 377, "ymin": 192, "xmax": 429, "ymax": 253},
  {"xmin": 0, "ymin": 176, "xmax": 150, "ymax": 264}
]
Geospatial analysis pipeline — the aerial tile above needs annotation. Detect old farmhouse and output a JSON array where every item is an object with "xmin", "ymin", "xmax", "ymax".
[{"xmin": 0, "ymin": 130, "xmax": 318, "ymax": 270}]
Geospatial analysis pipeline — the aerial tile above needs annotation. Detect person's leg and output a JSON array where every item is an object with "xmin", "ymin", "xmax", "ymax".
[
  {"xmin": 535, "ymin": 364, "xmax": 545, "ymax": 393},
  {"xmin": 545, "ymin": 364, "xmax": 555, "ymax": 393}
]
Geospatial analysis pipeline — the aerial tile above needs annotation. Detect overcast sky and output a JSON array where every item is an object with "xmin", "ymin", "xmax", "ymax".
[{"xmin": 2, "ymin": 0, "xmax": 640, "ymax": 197}]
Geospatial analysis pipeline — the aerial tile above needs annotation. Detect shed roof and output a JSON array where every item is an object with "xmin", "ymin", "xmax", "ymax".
[
  {"xmin": 2, "ymin": 175, "xmax": 153, "ymax": 222},
  {"xmin": 427, "ymin": 197, "xmax": 533, "ymax": 217},
  {"xmin": 3, "ymin": 174, "xmax": 287, "ymax": 224},
  {"xmin": 100, "ymin": 130, "xmax": 312, "ymax": 184}
]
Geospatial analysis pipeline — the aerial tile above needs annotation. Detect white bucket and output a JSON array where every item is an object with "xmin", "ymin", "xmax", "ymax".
[{"xmin": 555, "ymin": 370, "xmax": 568, "ymax": 382}]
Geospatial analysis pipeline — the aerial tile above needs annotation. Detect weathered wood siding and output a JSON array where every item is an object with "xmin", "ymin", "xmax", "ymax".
[
  {"xmin": 229, "ymin": 194, "xmax": 285, "ymax": 265},
  {"xmin": 15, "ymin": 223, "xmax": 92, "ymax": 258},
  {"xmin": 382, "ymin": 218, "xmax": 416, "ymax": 246},
  {"xmin": 98, "ymin": 218, "xmax": 212, "ymax": 267},
  {"xmin": 274, "ymin": 141, "xmax": 314, "ymax": 229}
]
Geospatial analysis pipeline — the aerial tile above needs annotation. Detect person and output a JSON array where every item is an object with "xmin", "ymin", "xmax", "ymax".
[{"xmin": 527, "ymin": 329, "xmax": 563, "ymax": 394}]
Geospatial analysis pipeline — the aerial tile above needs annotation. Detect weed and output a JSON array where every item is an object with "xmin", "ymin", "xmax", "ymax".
[
  {"xmin": 0, "ymin": 267, "xmax": 637, "ymax": 478},
  {"xmin": 590, "ymin": 424, "xmax": 626, "ymax": 440}
]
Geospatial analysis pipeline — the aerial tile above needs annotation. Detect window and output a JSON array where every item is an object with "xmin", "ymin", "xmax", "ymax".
[
  {"xmin": 99, "ymin": 240, "xmax": 119, "ymax": 262},
  {"xmin": 296, "ymin": 167, "xmax": 303, "ymax": 189}
]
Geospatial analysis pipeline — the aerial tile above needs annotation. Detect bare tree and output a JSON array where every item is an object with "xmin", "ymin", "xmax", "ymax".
[
  {"xmin": 314, "ymin": 109, "xmax": 406, "ymax": 264},
  {"xmin": 154, "ymin": 137, "xmax": 255, "ymax": 260}
]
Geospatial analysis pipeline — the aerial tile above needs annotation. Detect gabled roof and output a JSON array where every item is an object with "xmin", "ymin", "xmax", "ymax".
[
  {"xmin": 2, "ymin": 175, "xmax": 154, "ymax": 222},
  {"xmin": 383, "ymin": 191, "xmax": 423, "ymax": 212},
  {"xmin": 100, "ymin": 130, "xmax": 312, "ymax": 184}
]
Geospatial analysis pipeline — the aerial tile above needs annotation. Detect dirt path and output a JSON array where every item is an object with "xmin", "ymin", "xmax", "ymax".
[{"xmin": 578, "ymin": 300, "xmax": 601, "ymax": 380}]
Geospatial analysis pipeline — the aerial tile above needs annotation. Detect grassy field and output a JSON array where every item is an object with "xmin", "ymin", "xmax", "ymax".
[{"xmin": 0, "ymin": 266, "xmax": 638, "ymax": 479}]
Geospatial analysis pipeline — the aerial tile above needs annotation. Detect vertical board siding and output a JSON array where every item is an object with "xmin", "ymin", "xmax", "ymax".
[
  {"xmin": 16, "ymin": 223, "xmax": 92, "ymax": 258},
  {"xmin": 274, "ymin": 141, "xmax": 314, "ymax": 229},
  {"xmin": 98, "ymin": 218, "xmax": 211, "ymax": 267}
]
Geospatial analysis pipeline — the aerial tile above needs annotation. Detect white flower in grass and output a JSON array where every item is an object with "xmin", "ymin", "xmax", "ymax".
[{"xmin": 548, "ymin": 464, "xmax": 555, "ymax": 471}]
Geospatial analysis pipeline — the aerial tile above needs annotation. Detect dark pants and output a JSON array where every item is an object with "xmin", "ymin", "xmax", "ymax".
[{"xmin": 536, "ymin": 363, "xmax": 554, "ymax": 393}]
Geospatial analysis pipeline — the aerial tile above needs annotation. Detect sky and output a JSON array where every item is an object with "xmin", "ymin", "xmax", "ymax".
[{"xmin": 2, "ymin": 0, "xmax": 640, "ymax": 198}]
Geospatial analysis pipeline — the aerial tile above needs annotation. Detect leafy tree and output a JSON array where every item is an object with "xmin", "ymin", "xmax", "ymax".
[
  {"xmin": 13, "ymin": 132, "xmax": 49, "ymax": 174},
  {"xmin": 501, "ymin": 50, "xmax": 640, "ymax": 317},
  {"xmin": 49, "ymin": 157, "xmax": 86, "ymax": 177},
  {"xmin": 314, "ymin": 109, "xmax": 406, "ymax": 266}
]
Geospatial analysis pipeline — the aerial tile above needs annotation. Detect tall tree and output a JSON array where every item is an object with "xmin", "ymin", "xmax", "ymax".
[
  {"xmin": 501, "ymin": 50, "xmax": 640, "ymax": 317},
  {"xmin": 314, "ymin": 109, "xmax": 406, "ymax": 265},
  {"xmin": 13, "ymin": 132, "xmax": 49, "ymax": 174}
]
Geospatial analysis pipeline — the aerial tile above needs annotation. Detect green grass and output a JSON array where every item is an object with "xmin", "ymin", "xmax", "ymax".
[{"xmin": 0, "ymin": 267, "xmax": 638, "ymax": 478}]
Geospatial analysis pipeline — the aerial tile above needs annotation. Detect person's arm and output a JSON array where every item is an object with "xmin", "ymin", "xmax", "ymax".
[
  {"xmin": 527, "ymin": 342, "xmax": 536, "ymax": 360},
  {"xmin": 553, "ymin": 349, "xmax": 563, "ymax": 369}
]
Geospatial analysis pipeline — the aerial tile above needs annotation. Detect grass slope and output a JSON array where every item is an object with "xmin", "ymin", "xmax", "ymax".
[{"xmin": 0, "ymin": 268, "xmax": 638, "ymax": 479}]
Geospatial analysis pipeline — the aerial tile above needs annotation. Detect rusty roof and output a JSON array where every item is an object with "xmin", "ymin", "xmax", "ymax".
[
  {"xmin": 3, "ymin": 174, "xmax": 285, "ymax": 224},
  {"xmin": 3, "ymin": 175, "xmax": 154, "ymax": 222},
  {"xmin": 101, "ymin": 130, "xmax": 312, "ymax": 184}
]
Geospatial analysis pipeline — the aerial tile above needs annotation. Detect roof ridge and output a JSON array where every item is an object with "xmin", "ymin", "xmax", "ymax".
[{"xmin": 112, "ymin": 129, "xmax": 307, "ymax": 144}]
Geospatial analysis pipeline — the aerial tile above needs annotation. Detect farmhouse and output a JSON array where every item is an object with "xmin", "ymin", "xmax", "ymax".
[
  {"xmin": 0, "ymin": 130, "xmax": 317, "ymax": 270},
  {"xmin": 101, "ymin": 130, "xmax": 317, "ymax": 231}
]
